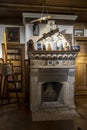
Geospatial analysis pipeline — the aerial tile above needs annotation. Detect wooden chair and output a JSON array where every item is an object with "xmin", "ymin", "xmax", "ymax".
[{"xmin": 0, "ymin": 58, "xmax": 20, "ymax": 108}]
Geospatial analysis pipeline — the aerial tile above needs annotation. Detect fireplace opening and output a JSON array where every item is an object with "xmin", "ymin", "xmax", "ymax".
[{"xmin": 41, "ymin": 82, "xmax": 63, "ymax": 102}]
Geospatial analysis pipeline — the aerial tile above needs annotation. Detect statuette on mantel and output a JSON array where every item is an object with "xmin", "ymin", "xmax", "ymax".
[{"xmin": 27, "ymin": 39, "xmax": 35, "ymax": 51}]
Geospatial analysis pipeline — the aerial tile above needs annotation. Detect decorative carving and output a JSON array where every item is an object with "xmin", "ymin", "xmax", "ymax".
[{"xmin": 29, "ymin": 50, "xmax": 79, "ymax": 66}]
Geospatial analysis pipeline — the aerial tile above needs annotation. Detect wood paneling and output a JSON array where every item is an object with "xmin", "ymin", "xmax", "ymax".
[
  {"xmin": 0, "ymin": 0, "xmax": 42, "ymax": 5},
  {"xmin": 75, "ymin": 37, "xmax": 87, "ymax": 95},
  {"xmin": 46, "ymin": 0, "xmax": 87, "ymax": 8},
  {"xmin": 76, "ymin": 62, "xmax": 87, "ymax": 88}
]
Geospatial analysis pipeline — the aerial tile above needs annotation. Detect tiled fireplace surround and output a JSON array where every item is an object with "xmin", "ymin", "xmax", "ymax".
[{"xmin": 29, "ymin": 51, "xmax": 79, "ymax": 121}]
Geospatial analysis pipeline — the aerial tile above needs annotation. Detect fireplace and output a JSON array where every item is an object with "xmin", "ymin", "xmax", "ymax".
[
  {"xmin": 29, "ymin": 51, "xmax": 79, "ymax": 121},
  {"xmin": 41, "ymin": 82, "xmax": 63, "ymax": 102}
]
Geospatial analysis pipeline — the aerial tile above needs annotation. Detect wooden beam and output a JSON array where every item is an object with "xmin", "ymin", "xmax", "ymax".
[{"xmin": 0, "ymin": 3, "xmax": 87, "ymax": 13}]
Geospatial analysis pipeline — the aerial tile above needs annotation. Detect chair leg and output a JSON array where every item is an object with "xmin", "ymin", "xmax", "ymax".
[
  {"xmin": 0, "ymin": 75, "xmax": 21, "ymax": 109},
  {"xmin": 12, "ymin": 75, "xmax": 21, "ymax": 109},
  {"xmin": 6, "ymin": 76, "xmax": 10, "ymax": 103},
  {"xmin": 1, "ymin": 76, "xmax": 10, "ymax": 105},
  {"xmin": 0, "ymin": 75, "xmax": 2, "ymax": 98},
  {"xmin": 0, "ymin": 76, "xmax": 3, "ymax": 98},
  {"xmin": 1, "ymin": 76, "xmax": 6, "ymax": 105}
]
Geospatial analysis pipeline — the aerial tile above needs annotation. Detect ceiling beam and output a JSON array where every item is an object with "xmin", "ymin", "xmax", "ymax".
[{"xmin": 0, "ymin": 3, "xmax": 87, "ymax": 13}]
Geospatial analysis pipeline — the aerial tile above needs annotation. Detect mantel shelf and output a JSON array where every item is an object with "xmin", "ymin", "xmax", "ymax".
[
  {"xmin": 30, "ymin": 65, "xmax": 76, "ymax": 69},
  {"xmin": 28, "ymin": 50, "xmax": 79, "ymax": 54}
]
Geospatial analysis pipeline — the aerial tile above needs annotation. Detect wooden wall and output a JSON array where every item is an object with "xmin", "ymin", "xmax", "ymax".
[{"xmin": 75, "ymin": 37, "xmax": 87, "ymax": 95}]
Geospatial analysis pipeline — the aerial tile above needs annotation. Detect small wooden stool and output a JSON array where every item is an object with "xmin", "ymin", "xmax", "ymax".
[{"xmin": 0, "ymin": 63, "xmax": 20, "ymax": 109}]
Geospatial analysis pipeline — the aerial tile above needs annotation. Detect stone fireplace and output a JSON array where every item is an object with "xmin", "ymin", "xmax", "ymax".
[{"xmin": 29, "ymin": 51, "xmax": 79, "ymax": 121}]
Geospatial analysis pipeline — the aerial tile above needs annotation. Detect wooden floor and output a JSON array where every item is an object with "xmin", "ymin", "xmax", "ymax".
[{"xmin": 0, "ymin": 96, "xmax": 87, "ymax": 130}]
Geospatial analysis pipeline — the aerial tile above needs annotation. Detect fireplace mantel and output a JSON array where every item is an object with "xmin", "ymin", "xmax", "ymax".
[
  {"xmin": 29, "ymin": 50, "xmax": 79, "ymax": 121},
  {"xmin": 28, "ymin": 50, "xmax": 78, "ymax": 59},
  {"xmin": 28, "ymin": 50, "xmax": 79, "ymax": 67}
]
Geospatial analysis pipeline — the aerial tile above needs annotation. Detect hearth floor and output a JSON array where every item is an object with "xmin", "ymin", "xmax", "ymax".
[
  {"xmin": 32, "ymin": 109, "xmax": 80, "ymax": 121},
  {"xmin": 0, "ymin": 96, "xmax": 87, "ymax": 130}
]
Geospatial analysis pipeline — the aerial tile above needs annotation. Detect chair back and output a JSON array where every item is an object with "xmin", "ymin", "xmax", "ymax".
[{"xmin": 0, "ymin": 60, "xmax": 13, "ymax": 76}]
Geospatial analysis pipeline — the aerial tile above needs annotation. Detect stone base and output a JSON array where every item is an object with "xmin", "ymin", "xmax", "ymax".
[{"xmin": 32, "ymin": 109, "xmax": 80, "ymax": 121}]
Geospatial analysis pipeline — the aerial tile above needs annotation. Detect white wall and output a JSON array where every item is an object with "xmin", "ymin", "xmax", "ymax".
[
  {"xmin": 84, "ymin": 29, "xmax": 87, "ymax": 36},
  {"xmin": 24, "ymin": 23, "xmax": 74, "ymax": 59},
  {"xmin": 25, "ymin": 24, "xmax": 73, "ymax": 42},
  {"xmin": 25, "ymin": 24, "xmax": 47, "ymax": 58},
  {"xmin": 1, "ymin": 23, "xmax": 87, "ymax": 59}
]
